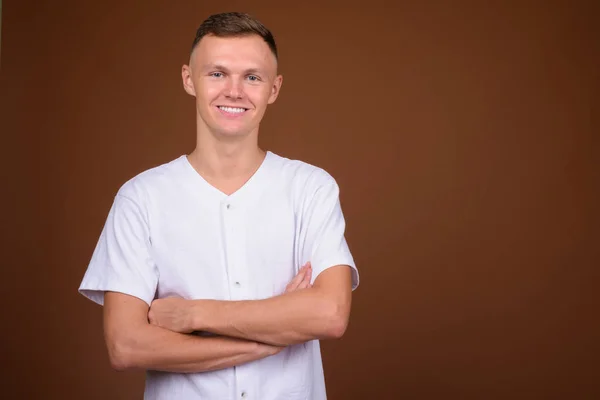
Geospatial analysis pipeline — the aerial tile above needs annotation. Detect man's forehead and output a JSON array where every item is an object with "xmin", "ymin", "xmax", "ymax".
[{"xmin": 193, "ymin": 35, "xmax": 276, "ymax": 67}]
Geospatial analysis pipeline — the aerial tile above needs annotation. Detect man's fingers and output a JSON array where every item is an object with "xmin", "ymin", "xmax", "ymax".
[
  {"xmin": 285, "ymin": 263, "xmax": 312, "ymax": 293},
  {"xmin": 285, "ymin": 264, "xmax": 307, "ymax": 292},
  {"xmin": 298, "ymin": 264, "xmax": 312, "ymax": 289}
]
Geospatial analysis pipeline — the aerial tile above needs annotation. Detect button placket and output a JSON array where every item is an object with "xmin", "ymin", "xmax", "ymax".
[
  {"xmin": 223, "ymin": 201, "xmax": 244, "ymax": 298},
  {"xmin": 224, "ymin": 201, "xmax": 252, "ymax": 398},
  {"xmin": 222, "ymin": 201, "xmax": 236, "ymax": 299}
]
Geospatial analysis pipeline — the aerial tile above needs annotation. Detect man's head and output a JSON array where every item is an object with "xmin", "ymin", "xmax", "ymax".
[
  {"xmin": 190, "ymin": 12, "xmax": 278, "ymax": 62},
  {"xmin": 182, "ymin": 12, "xmax": 283, "ymax": 140}
]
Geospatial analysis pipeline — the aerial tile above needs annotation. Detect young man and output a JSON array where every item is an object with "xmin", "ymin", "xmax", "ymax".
[{"xmin": 79, "ymin": 12, "xmax": 359, "ymax": 400}]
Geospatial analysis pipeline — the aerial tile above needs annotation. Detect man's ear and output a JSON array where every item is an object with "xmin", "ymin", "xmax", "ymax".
[
  {"xmin": 267, "ymin": 74, "xmax": 283, "ymax": 104},
  {"xmin": 182, "ymin": 65, "xmax": 196, "ymax": 97}
]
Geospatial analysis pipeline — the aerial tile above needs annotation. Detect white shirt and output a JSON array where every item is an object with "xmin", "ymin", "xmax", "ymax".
[{"xmin": 79, "ymin": 151, "xmax": 359, "ymax": 400}]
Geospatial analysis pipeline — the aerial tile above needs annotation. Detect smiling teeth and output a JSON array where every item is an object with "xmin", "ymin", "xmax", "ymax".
[{"xmin": 219, "ymin": 106, "xmax": 246, "ymax": 113}]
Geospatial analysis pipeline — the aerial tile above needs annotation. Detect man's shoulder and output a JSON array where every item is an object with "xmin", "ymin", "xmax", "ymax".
[
  {"xmin": 116, "ymin": 155, "xmax": 188, "ymax": 203},
  {"xmin": 268, "ymin": 151, "xmax": 338, "ymax": 190}
]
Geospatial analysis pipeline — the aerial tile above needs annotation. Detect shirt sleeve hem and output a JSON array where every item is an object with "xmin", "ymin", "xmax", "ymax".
[
  {"xmin": 78, "ymin": 280, "xmax": 155, "ymax": 307},
  {"xmin": 311, "ymin": 257, "xmax": 360, "ymax": 291}
]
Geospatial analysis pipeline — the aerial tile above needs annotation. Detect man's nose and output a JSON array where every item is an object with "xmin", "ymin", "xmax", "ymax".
[{"xmin": 224, "ymin": 77, "xmax": 244, "ymax": 99}]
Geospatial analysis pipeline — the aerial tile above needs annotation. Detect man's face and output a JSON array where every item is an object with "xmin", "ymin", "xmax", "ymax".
[{"xmin": 182, "ymin": 34, "xmax": 282, "ymax": 139}]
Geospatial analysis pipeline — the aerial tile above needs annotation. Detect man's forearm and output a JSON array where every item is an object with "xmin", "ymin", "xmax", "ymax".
[
  {"xmin": 147, "ymin": 265, "xmax": 353, "ymax": 347},
  {"xmin": 190, "ymin": 287, "xmax": 348, "ymax": 346},
  {"xmin": 107, "ymin": 322, "xmax": 280, "ymax": 373}
]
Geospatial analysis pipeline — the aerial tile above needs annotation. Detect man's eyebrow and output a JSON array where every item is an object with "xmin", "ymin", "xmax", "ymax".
[
  {"xmin": 244, "ymin": 68, "xmax": 263, "ymax": 75},
  {"xmin": 203, "ymin": 64, "xmax": 266, "ymax": 75},
  {"xmin": 203, "ymin": 63, "xmax": 229, "ymax": 72}
]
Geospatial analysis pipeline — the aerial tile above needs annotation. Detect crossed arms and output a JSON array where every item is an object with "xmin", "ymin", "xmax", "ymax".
[{"xmin": 104, "ymin": 263, "xmax": 353, "ymax": 373}]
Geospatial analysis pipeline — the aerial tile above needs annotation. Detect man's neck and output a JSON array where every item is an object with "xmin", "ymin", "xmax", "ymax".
[
  {"xmin": 188, "ymin": 144, "xmax": 265, "ymax": 180},
  {"xmin": 186, "ymin": 127, "xmax": 267, "ymax": 196}
]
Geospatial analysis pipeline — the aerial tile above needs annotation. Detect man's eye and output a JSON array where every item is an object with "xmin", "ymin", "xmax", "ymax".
[
  {"xmin": 247, "ymin": 75, "xmax": 259, "ymax": 81},
  {"xmin": 211, "ymin": 72, "xmax": 223, "ymax": 78}
]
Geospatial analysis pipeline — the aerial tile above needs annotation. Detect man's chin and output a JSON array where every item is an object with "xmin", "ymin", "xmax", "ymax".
[
  {"xmin": 213, "ymin": 127, "xmax": 253, "ymax": 139},
  {"xmin": 212, "ymin": 123, "xmax": 256, "ymax": 137}
]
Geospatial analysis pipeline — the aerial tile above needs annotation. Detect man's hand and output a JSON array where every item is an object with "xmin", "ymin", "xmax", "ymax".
[
  {"xmin": 148, "ymin": 297, "xmax": 194, "ymax": 333},
  {"xmin": 285, "ymin": 262, "xmax": 312, "ymax": 293}
]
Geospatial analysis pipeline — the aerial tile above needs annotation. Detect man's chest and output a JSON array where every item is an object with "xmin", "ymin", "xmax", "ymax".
[{"xmin": 148, "ymin": 195, "xmax": 300, "ymax": 301}]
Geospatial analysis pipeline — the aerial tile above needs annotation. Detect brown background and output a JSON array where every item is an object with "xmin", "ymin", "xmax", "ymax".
[{"xmin": 1, "ymin": 0, "xmax": 598, "ymax": 399}]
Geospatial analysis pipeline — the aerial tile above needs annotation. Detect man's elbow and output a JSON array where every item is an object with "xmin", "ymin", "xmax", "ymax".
[
  {"xmin": 106, "ymin": 333, "xmax": 138, "ymax": 371},
  {"xmin": 325, "ymin": 317, "xmax": 348, "ymax": 339},
  {"xmin": 322, "ymin": 300, "xmax": 350, "ymax": 339}
]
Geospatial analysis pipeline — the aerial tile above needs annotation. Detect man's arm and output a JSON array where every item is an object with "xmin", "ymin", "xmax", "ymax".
[
  {"xmin": 149, "ymin": 264, "xmax": 353, "ymax": 347},
  {"xmin": 148, "ymin": 176, "xmax": 358, "ymax": 347},
  {"xmin": 103, "ymin": 291, "xmax": 283, "ymax": 373}
]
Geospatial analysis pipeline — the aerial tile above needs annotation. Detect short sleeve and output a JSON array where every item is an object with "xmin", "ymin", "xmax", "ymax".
[
  {"xmin": 299, "ymin": 179, "xmax": 359, "ymax": 291},
  {"xmin": 78, "ymin": 193, "xmax": 159, "ymax": 306}
]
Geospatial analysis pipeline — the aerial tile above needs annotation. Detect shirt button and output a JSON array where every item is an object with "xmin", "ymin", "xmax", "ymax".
[
  {"xmin": 226, "ymin": 203, "xmax": 231, "ymax": 209},
  {"xmin": 234, "ymin": 281, "xmax": 241, "ymax": 287},
  {"xmin": 241, "ymin": 392, "xmax": 247, "ymax": 398}
]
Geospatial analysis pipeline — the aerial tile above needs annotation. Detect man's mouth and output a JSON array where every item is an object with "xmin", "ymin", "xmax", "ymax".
[{"xmin": 217, "ymin": 106, "xmax": 248, "ymax": 114}]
